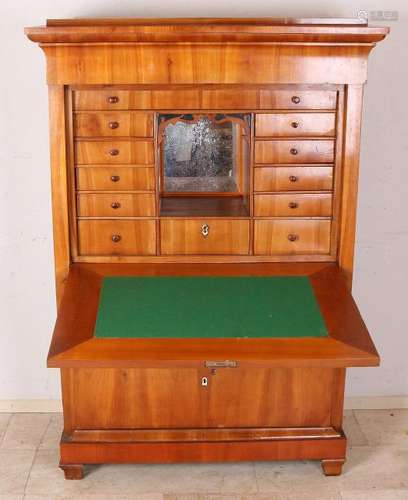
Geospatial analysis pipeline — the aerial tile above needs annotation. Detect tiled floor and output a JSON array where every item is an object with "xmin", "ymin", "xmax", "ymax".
[{"xmin": 0, "ymin": 410, "xmax": 407, "ymax": 499}]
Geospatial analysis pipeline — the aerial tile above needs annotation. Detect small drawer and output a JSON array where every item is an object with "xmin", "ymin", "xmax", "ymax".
[
  {"xmin": 254, "ymin": 220, "xmax": 331, "ymax": 255},
  {"xmin": 76, "ymin": 167, "xmax": 156, "ymax": 191},
  {"xmin": 75, "ymin": 140, "xmax": 155, "ymax": 165},
  {"xmin": 254, "ymin": 194, "xmax": 332, "ymax": 217},
  {"xmin": 201, "ymin": 90, "xmax": 258, "ymax": 109},
  {"xmin": 254, "ymin": 166, "xmax": 333, "ymax": 192},
  {"xmin": 73, "ymin": 89, "xmax": 201, "ymax": 110},
  {"xmin": 259, "ymin": 90, "xmax": 337, "ymax": 110},
  {"xmin": 77, "ymin": 193, "xmax": 156, "ymax": 217},
  {"xmin": 73, "ymin": 90, "xmax": 152, "ymax": 110},
  {"xmin": 255, "ymin": 113, "xmax": 335, "ymax": 137},
  {"xmin": 74, "ymin": 112, "xmax": 154, "ymax": 137},
  {"xmin": 78, "ymin": 220, "xmax": 156, "ymax": 256},
  {"xmin": 160, "ymin": 219, "xmax": 249, "ymax": 255},
  {"xmin": 255, "ymin": 140, "xmax": 334, "ymax": 164}
]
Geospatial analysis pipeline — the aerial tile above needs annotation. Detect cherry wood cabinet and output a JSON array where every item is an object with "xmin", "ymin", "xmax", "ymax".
[{"xmin": 25, "ymin": 17, "xmax": 388, "ymax": 480}]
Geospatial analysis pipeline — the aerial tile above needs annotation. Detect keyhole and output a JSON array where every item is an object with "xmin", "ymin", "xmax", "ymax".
[{"xmin": 201, "ymin": 377, "xmax": 208, "ymax": 387}]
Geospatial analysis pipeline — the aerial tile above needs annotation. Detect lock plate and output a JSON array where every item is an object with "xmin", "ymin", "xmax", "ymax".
[{"xmin": 205, "ymin": 360, "xmax": 238, "ymax": 368}]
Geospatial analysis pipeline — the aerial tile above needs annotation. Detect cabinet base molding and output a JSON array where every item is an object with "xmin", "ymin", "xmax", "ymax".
[{"xmin": 59, "ymin": 432, "xmax": 346, "ymax": 479}]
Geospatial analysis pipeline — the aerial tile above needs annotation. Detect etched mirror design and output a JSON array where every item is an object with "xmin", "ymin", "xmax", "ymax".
[{"xmin": 159, "ymin": 114, "xmax": 250, "ymax": 193}]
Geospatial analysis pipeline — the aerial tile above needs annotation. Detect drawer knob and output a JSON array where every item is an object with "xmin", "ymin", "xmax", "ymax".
[
  {"xmin": 201, "ymin": 223, "xmax": 210, "ymax": 237},
  {"xmin": 109, "ymin": 121, "xmax": 119, "ymax": 129},
  {"xmin": 111, "ymin": 234, "xmax": 121, "ymax": 243},
  {"xmin": 109, "ymin": 148, "xmax": 120, "ymax": 156},
  {"xmin": 290, "ymin": 148, "xmax": 298, "ymax": 155},
  {"xmin": 108, "ymin": 96, "xmax": 119, "ymax": 104},
  {"xmin": 289, "ymin": 175, "xmax": 298, "ymax": 182},
  {"xmin": 287, "ymin": 234, "xmax": 299, "ymax": 242},
  {"xmin": 111, "ymin": 202, "xmax": 121, "ymax": 209},
  {"xmin": 110, "ymin": 175, "xmax": 120, "ymax": 182},
  {"xmin": 291, "ymin": 96, "xmax": 301, "ymax": 104},
  {"xmin": 288, "ymin": 202, "xmax": 299, "ymax": 209},
  {"xmin": 291, "ymin": 121, "xmax": 300, "ymax": 128}
]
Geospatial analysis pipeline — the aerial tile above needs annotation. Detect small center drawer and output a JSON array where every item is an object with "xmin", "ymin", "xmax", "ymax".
[
  {"xmin": 75, "ymin": 140, "xmax": 155, "ymax": 165},
  {"xmin": 160, "ymin": 219, "xmax": 250, "ymax": 255},
  {"xmin": 255, "ymin": 113, "xmax": 335, "ymax": 137},
  {"xmin": 78, "ymin": 220, "xmax": 156, "ymax": 256},
  {"xmin": 254, "ymin": 220, "xmax": 331, "ymax": 255},
  {"xmin": 74, "ymin": 112, "xmax": 154, "ymax": 137},
  {"xmin": 76, "ymin": 167, "xmax": 156, "ymax": 191},
  {"xmin": 77, "ymin": 193, "xmax": 156, "ymax": 217},
  {"xmin": 255, "ymin": 140, "xmax": 334, "ymax": 164},
  {"xmin": 254, "ymin": 166, "xmax": 333, "ymax": 192},
  {"xmin": 254, "ymin": 193, "xmax": 332, "ymax": 217}
]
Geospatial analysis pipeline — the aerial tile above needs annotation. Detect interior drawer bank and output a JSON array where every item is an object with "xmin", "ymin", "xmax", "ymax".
[
  {"xmin": 78, "ymin": 219, "xmax": 156, "ymax": 256},
  {"xmin": 160, "ymin": 219, "xmax": 250, "ymax": 255}
]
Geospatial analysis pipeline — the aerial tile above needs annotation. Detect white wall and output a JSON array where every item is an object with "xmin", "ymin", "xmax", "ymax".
[{"xmin": 0, "ymin": 0, "xmax": 407, "ymax": 401}]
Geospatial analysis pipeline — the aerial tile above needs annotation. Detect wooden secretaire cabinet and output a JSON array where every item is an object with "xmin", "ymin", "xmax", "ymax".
[{"xmin": 25, "ymin": 18, "xmax": 388, "ymax": 479}]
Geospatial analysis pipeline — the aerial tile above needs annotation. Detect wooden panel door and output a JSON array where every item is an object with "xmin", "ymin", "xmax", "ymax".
[{"xmin": 62, "ymin": 367, "xmax": 335, "ymax": 430}]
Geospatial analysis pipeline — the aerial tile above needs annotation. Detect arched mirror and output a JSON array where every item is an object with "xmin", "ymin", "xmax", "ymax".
[{"xmin": 158, "ymin": 114, "xmax": 251, "ymax": 216}]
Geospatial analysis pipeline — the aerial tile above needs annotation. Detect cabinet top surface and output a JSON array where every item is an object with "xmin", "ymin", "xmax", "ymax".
[{"xmin": 25, "ymin": 17, "xmax": 389, "ymax": 44}]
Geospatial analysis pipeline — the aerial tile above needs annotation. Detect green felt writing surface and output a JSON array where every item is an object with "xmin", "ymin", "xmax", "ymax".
[{"xmin": 94, "ymin": 276, "xmax": 328, "ymax": 339}]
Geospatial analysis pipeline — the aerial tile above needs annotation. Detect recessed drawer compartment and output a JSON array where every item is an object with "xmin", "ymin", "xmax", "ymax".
[
  {"xmin": 254, "ymin": 220, "xmax": 331, "ymax": 255},
  {"xmin": 78, "ymin": 220, "xmax": 156, "ymax": 256},
  {"xmin": 255, "ymin": 140, "xmax": 334, "ymax": 164},
  {"xmin": 75, "ymin": 140, "xmax": 155, "ymax": 165},
  {"xmin": 160, "ymin": 219, "xmax": 250, "ymax": 255},
  {"xmin": 74, "ymin": 112, "xmax": 154, "ymax": 137},
  {"xmin": 255, "ymin": 113, "xmax": 335, "ymax": 137},
  {"xmin": 254, "ymin": 194, "xmax": 332, "ymax": 217},
  {"xmin": 259, "ymin": 90, "xmax": 337, "ymax": 110},
  {"xmin": 254, "ymin": 166, "xmax": 333, "ymax": 192},
  {"xmin": 77, "ymin": 193, "xmax": 156, "ymax": 217},
  {"xmin": 76, "ymin": 167, "xmax": 156, "ymax": 191}
]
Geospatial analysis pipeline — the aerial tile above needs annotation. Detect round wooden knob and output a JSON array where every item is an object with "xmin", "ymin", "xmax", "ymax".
[
  {"xmin": 110, "ymin": 175, "xmax": 120, "ymax": 182},
  {"xmin": 291, "ymin": 96, "xmax": 301, "ymax": 104},
  {"xmin": 109, "ymin": 148, "xmax": 119, "ymax": 156},
  {"xmin": 291, "ymin": 121, "xmax": 299, "ymax": 128},
  {"xmin": 287, "ymin": 234, "xmax": 299, "ymax": 242},
  {"xmin": 288, "ymin": 202, "xmax": 298, "ymax": 209},
  {"xmin": 109, "ymin": 121, "xmax": 119, "ymax": 129},
  {"xmin": 290, "ymin": 148, "xmax": 298, "ymax": 155},
  {"xmin": 111, "ymin": 202, "xmax": 121, "ymax": 209},
  {"xmin": 108, "ymin": 96, "xmax": 119, "ymax": 104},
  {"xmin": 111, "ymin": 234, "xmax": 121, "ymax": 243},
  {"xmin": 289, "ymin": 175, "xmax": 298, "ymax": 182}
]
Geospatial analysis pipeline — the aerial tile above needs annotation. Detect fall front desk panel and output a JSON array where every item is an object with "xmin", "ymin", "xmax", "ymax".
[{"xmin": 94, "ymin": 276, "xmax": 328, "ymax": 339}]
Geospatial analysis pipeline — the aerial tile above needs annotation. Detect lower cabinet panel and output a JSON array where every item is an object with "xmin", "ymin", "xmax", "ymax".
[
  {"xmin": 160, "ymin": 219, "xmax": 250, "ymax": 255},
  {"xmin": 254, "ymin": 220, "xmax": 331, "ymax": 255},
  {"xmin": 61, "ymin": 367, "xmax": 335, "ymax": 430},
  {"xmin": 78, "ymin": 220, "xmax": 156, "ymax": 256}
]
